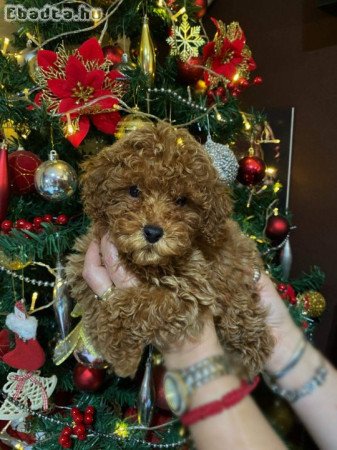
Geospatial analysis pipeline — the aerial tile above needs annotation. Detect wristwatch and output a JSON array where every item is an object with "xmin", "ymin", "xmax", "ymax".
[{"xmin": 164, "ymin": 354, "xmax": 228, "ymax": 416}]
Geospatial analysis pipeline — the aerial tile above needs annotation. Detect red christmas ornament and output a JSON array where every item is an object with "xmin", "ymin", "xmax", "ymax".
[
  {"xmin": 8, "ymin": 148, "xmax": 41, "ymax": 195},
  {"xmin": 194, "ymin": 0, "xmax": 207, "ymax": 18},
  {"xmin": 102, "ymin": 44, "xmax": 124, "ymax": 65},
  {"xmin": 177, "ymin": 56, "xmax": 204, "ymax": 85},
  {"xmin": 265, "ymin": 216, "xmax": 290, "ymax": 244},
  {"xmin": 0, "ymin": 143, "xmax": 9, "ymax": 222},
  {"xmin": 237, "ymin": 156, "xmax": 266, "ymax": 186},
  {"xmin": 153, "ymin": 365, "xmax": 170, "ymax": 411},
  {"xmin": 73, "ymin": 363, "xmax": 105, "ymax": 392}
]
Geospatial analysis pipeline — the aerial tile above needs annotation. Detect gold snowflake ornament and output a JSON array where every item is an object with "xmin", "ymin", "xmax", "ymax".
[{"xmin": 167, "ymin": 14, "xmax": 205, "ymax": 62}]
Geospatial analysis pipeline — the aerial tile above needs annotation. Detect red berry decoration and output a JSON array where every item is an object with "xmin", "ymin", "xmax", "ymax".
[
  {"xmin": 277, "ymin": 282, "xmax": 296, "ymax": 305},
  {"xmin": 73, "ymin": 363, "xmax": 105, "ymax": 392},
  {"xmin": 1, "ymin": 220, "xmax": 13, "ymax": 232},
  {"xmin": 194, "ymin": 0, "xmax": 207, "ymax": 18},
  {"xmin": 237, "ymin": 156, "xmax": 266, "ymax": 186},
  {"xmin": 85, "ymin": 405, "xmax": 95, "ymax": 415},
  {"xmin": 43, "ymin": 214, "xmax": 53, "ymax": 223},
  {"xmin": 177, "ymin": 56, "xmax": 204, "ymax": 85},
  {"xmin": 58, "ymin": 434, "xmax": 72, "ymax": 448},
  {"xmin": 15, "ymin": 218, "xmax": 27, "ymax": 229},
  {"xmin": 73, "ymin": 423, "xmax": 86, "ymax": 436},
  {"xmin": 62, "ymin": 426, "xmax": 73, "ymax": 437},
  {"xmin": 266, "ymin": 215, "xmax": 290, "ymax": 244},
  {"xmin": 33, "ymin": 216, "xmax": 43, "ymax": 227},
  {"xmin": 8, "ymin": 148, "xmax": 41, "ymax": 195},
  {"xmin": 84, "ymin": 413, "xmax": 94, "ymax": 425},
  {"xmin": 253, "ymin": 76, "xmax": 263, "ymax": 85},
  {"xmin": 55, "ymin": 214, "xmax": 69, "ymax": 225}
]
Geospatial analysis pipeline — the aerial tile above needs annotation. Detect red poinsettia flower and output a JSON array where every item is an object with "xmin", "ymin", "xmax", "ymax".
[
  {"xmin": 203, "ymin": 18, "xmax": 256, "ymax": 90},
  {"xmin": 36, "ymin": 38, "xmax": 124, "ymax": 147}
]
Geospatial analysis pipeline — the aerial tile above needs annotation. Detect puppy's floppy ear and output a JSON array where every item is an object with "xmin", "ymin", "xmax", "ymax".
[
  {"xmin": 80, "ymin": 146, "xmax": 116, "ymax": 223},
  {"xmin": 200, "ymin": 180, "xmax": 233, "ymax": 247}
]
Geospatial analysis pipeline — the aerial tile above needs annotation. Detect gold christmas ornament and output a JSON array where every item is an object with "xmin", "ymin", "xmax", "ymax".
[
  {"xmin": 115, "ymin": 114, "xmax": 152, "ymax": 140},
  {"xmin": 0, "ymin": 250, "xmax": 31, "ymax": 271},
  {"xmin": 297, "ymin": 290, "xmax": 326, "ymax": 318},
  {"xmin": 167, "ymin": 13, "xmax": 205, "ymax": 62},
  {"xmin": 139, "ymin": 16, "xmax": 156, "ymax": 82},
  {"xmin": 2, "ymin": 120, "xmax": 30, "ymax": 143}
]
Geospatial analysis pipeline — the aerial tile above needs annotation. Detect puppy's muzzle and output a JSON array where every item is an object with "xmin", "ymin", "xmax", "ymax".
[{"xmin": 143, "ymin": 225, "xmax": 164, "ymax": 244}]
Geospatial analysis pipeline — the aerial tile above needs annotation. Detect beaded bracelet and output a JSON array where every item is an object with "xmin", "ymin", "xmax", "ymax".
[
  {"xmin": 272, "ymin": 338, "xmax": 307, "ymax": 380},
  {"xmin": 263, "ymin": 360, "xmax": 327, "ymax": 403}
]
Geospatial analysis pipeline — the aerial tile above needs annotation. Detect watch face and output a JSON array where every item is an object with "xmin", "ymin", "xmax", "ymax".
[{"xmin": 164, "ymin": 372, "xmax": 188, "ymax": 416}]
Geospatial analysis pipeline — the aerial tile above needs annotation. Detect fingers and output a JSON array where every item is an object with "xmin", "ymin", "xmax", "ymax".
[
  {"xmin": 101, "ymin": 234, "xmax": 139, "ymax": 288},
  {"xmin": 83, "ymin": 240, "xmax": 113, "ymax": 297}
]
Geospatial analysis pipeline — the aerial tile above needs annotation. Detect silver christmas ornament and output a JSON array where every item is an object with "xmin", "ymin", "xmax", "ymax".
[
  {"xmin": 34, "ymin": 150, "xmax": 77, "ymax": 201},
  {"xmin": 53, "ymin": 260, "xmax": 72, "ymax": 339},
  {"xmin": 204, "ymin": 135, "xmax": 239, "ymax": 184},
  {"xmin": 138, "ymin": 347, "xmax": 155, "ymax": 426},
  {"xmin": 280, "ymin": 238, "xmax": 293, "ymax": 280}
]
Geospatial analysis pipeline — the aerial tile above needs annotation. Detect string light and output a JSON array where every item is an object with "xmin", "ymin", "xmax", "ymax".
[
  {"xmin": 92, "ymin": 8, "xmax": 101, "ymax": 25},
  {"xmin": 1, "ymin": 37, "xmax": 10, "ymax": 55},
  {"xmin": 273, "ymin": 181, "xmax": 282, "ymax": 193},
  {"xmin": 232, "ymin": 72, "xmax": 240, "ymax": 82},
  {"xmin": 114, "ymin": 421, "xmax": 129, "ymax": 438},
  {"xmin": 66, "ymin": 114, "xmax": 75, "ymax": 136},
  {"xmin": 273, "ymin": 207, "xmax": 279, "ymax": 215},
  {"xmin": 30, "ymin": 292, "xmax": 39, "ymax": 311},
  {"xmin": 241, "ymin": 112, "xmax": 251, "ymax": 130}
]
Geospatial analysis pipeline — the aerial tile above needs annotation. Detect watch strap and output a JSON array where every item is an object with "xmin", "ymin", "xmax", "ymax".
[{"xmin": 177, "ymin": 354, "xmax": 228, "ymax": 393}]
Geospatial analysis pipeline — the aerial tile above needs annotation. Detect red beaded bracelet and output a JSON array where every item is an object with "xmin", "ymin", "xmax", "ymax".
[{"xmin": 181, "ymin": 376, "xmax": 260, "ymax": 426}]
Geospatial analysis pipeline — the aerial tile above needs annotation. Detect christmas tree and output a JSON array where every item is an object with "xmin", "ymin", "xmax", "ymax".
[{"xmin": 0, "ymin": 0, "xmax": 326, "ymax": 448}]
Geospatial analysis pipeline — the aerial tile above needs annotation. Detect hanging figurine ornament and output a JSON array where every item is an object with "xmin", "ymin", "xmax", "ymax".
[
  {"xmin": 138, "ymin": 346, "xmax": 155, "ymax": 426},
  {"xmin": 167, "ymin": 13, "xmax": 205, "ymax": 62},
  {"xmin": 53, "ymin": 261, "xmax": 72, "ymax": 340},
  {"xmin": 139, "ymin": 16, "xmax": 156, "ymax": 82},
  {"xmin": 34, "ymin": 38, "xmax": 126, "ymax": 147},
  {"xmin": 204, "ymin": 135, "xmax": 239, "ymax": 184},
  {"xmin": 34, "ymin": 150, "xmax": 77, "ymax": 201}
]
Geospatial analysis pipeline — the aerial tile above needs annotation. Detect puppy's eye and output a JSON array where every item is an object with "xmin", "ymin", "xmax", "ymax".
[
  {"xmin": 129, "ymin": 185, "xmax": 141, "ymax": 198},
  {"xmin": 175, "ymin": 196, "xmax": 187, "ymax": 206}
]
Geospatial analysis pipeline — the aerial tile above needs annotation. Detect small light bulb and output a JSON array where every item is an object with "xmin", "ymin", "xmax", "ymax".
[
  {"xmin": 232, "ymin": 73, "xmax": 240, "ymax": 82},
  {"xmin": 30, "ymin": 292, "xmax": 39, "ymax": 311},
  {"xmin": 2, "ymin": 37, "xmax": 10, "ymax": 55},
  {"xmin": 273, "ymin": 207, "xmax": 279, "ymax": 216},
  {"xmin": 66, "ymin": 114, "xmax": 75, "ymax": 135},
  {"xmin": 114, "ymin": 421, "xmax": 129, "ymax": 438},
  {"xmin": 92, "ymin": 8, "xmax": 101, "ymax": 24}
]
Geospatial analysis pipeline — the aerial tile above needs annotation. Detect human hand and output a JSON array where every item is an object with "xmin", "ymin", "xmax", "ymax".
[
  {"xmin": 82, "ymin": 234, "xmax": 138, "ymax": 297},
  {"xmin": 258, "ymin": 273, "xmax": 303, "ymax": 374}
]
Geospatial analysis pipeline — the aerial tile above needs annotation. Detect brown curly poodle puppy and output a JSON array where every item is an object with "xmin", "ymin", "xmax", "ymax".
[{"xmin": 66, "ymin": 122, "xmax": 274, "ymax": 378}]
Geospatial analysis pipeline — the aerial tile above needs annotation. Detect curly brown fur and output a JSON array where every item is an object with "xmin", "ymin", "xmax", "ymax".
[{"xmin": 66, "ymin": 122, "xmax": 274, "ymax": 378}]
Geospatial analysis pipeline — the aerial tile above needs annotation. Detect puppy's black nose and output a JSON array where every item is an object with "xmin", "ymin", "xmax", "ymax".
[{"xmin": 143, "ymin": 225, "xmax": 163, "ymax": 243}]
